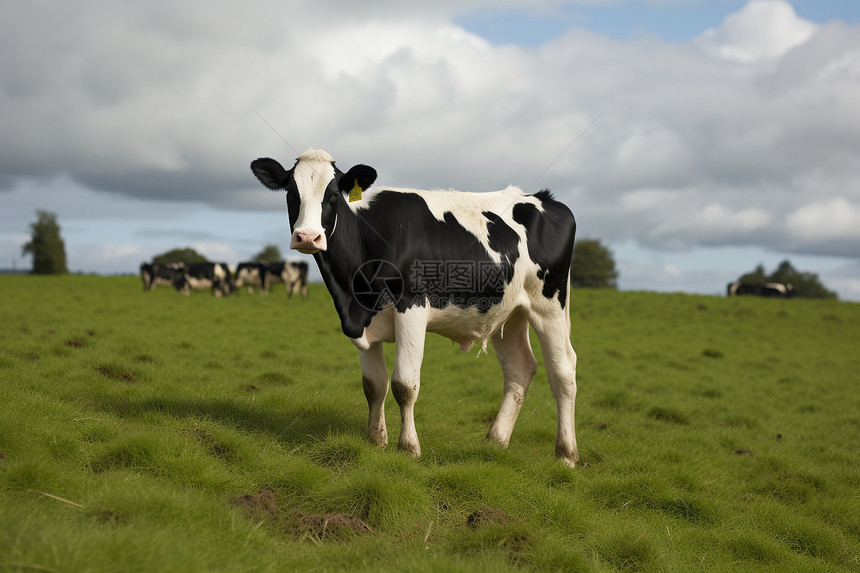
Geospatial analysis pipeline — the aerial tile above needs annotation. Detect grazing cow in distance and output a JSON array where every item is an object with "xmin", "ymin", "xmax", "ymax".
[
  {"xmin": 265, "ymin": 260, "xmax": 309, "ymax": 298},
  {"xmin": 727, "ymin": 281, "xmax": 795, "ymax": 298},
  {"xmin": 234, "ymin": 262, "xmax": 270, "ymax": 295},
  {"xmin": 140, "ymin": 262, "xmax": 185, "ymax": 291},
  {"xmin": 175, "ymin": 262, "xmax": 233, "ymax": 297},
  {"xmin": 234, "ymin": 261, "xmax": 309, "ymax": 297},
  {"xmin": 251, "ymin": 149, "xmax": 579, "ymax": 466},
  {"xmin": 288, "ymin": 260, "xmax": 309, "ymax": 298}
]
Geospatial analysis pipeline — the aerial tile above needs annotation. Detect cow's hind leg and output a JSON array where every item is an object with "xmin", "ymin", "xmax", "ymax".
[
  {"xmin": 391, "ymin": 306, "xmax": 428, "ymax": 457},
  {"xmin": 360, "ymin": 342, "xmax": 389, "ymax": 448},
  {"xmin": 530, "ymin": 307, "xmax": 578, "ymax": 467},
  {"xmin": 487, "ymin": 312, "xmax": 537, "ymax": 447}
]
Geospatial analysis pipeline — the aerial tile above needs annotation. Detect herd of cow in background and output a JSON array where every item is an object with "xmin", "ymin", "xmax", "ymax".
[
  {"xmin": 140, "ymin": 261, "xmax": 794, "ymax": 301},
  {"xmin": 139, "ymin": 260, "xmax": 309, "ymax": 298}
]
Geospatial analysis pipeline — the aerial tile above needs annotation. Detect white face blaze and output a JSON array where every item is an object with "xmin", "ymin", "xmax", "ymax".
[{"xmin": 290, "ymin": 150, "xmax": 336, "ymax": 254}]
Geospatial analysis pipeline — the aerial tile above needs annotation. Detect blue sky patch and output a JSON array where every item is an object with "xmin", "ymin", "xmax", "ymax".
[{"xmin": 456, "ymin": 1, "xmax": 860, "ymax": 45}]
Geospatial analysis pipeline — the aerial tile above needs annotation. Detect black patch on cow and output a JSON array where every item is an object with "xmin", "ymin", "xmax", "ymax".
[
  {"xmin": 313, "ymin": 190, "xmax": 520, "ymax": 338},
  {"xmin": 512, "ymin": 191, "xmax": 576, "ymax": 309},
  {"xmin": 483, "ymin": 212, "xmax": 519, "ymax": 264},
  {"xmin": 483, "ymin": 211, "xmax": 520, "ymax": 284}
]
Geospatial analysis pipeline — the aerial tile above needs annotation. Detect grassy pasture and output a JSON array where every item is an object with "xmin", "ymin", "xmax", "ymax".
[{"xmin": 0, "ymin": 274, "xmax": 858, "ymax": 572}]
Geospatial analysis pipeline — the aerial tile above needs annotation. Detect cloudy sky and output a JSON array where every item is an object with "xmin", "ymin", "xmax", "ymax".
[{"xmin": 2, "ymin": 0, "xmax": 859, "ymax": 299}]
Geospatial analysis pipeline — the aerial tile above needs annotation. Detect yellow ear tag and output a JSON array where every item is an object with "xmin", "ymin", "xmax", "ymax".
[{"xmin": 348, "ymin": 180, "xmax": 362, "ymax": 202}]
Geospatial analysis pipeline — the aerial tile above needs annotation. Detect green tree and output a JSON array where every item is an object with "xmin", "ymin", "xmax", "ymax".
[
  {"xmin": 738, "ymin": 264, "xmax": 767, "ymax": 285},
  {"xmin": 253, "ymin": 244, "xmax": 283, "ymax": 264},
  {"xmin": 571, "ymin": 238, "xmax": 618, "ymax": 289},
  {"xmin": 735, "ymin": 260, "xmax": 837, "ymax": 299},
  {"xmin": 21, "ymin": 210, "xmax": 68, "ymax": 274},
  {"xmin": 152, "ymin": 247, "xmax": 209, "ymax": 265}
]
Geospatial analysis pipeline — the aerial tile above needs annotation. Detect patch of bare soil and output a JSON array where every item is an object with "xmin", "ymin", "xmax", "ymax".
[
  {"xmin": 95, "ymin": 364, "xmax": 134, "ymax": 382},
  {"xmin": 466, "ymin": 507, "xmax": 513, "ymax": 528},
  {"xmin": 284, "ymin": 511, "xmax": 374, "ymax": 540},
  {"xmin": 231, "ymin": 489, "xmax": 279, "ymax": 520},
  {"xmin": 92, "ymin": 508, "xmax": 126, "ymax": 525},
  {"xmin": 231, "ymin": 490, "xmax": 373, "ymax": 541}
]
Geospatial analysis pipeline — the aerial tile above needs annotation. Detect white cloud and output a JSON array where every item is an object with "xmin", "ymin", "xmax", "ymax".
[
  {"xmin": 71, "ymin": 244, "xmax": 150, "ymax": 275},
  {"xmin": 695, "ymin": 0, "xmax": 818, "ymax": 62},
  {"xmin": 189, "ymin": 241, "xmax": 241, "ymax": 264},
  {"xmin": 786, "ymin": 198, "xmax": 860, "ymax": 240}
]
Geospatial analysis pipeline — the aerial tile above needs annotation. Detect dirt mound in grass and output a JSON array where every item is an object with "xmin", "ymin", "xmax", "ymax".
[
  {"xmin": 231, "ymin": 490, "xmax": 372, "ymax": 540},
  {"xmin": 466, "ymin": 507, "xmax": 513, "ymax": 528},
  {"xmin": 231, "ymin": 489, "xmax": 279, "ymax": 520},
  {"xmin": 285, "ymin": 511, "xmax": 374, "ymax": 539}
]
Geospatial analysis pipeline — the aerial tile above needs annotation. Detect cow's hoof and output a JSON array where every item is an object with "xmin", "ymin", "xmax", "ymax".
[
  {"xmin": 398, "ymin": 441, "xmax": 421, "ymax": 458},
  {"xmin": 556, "ymin": 445, "xmax": 579, "ymax": 468},
  {"xmin": 485, "ymin": 427, "xmax": 511, "ymax": 448},
  {"xmin": 368, "ymin": 433, "xmax": 388, "ymax": 448},
  {"xmin": 559, "ymin": 457, "xmax": 577, "ymax": 469}
]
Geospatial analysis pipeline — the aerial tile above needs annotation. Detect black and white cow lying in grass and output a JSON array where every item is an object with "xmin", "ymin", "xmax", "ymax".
[{"xmin": 251, "ymin": 149, "xmax": 579, "ymax": 466}]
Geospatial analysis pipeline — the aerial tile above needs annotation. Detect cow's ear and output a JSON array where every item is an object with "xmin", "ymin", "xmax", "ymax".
[
  {"xmin": 251, "ymin": 158, "xmax": 292, "ymax": 191},
  {"xmin": 338, "ymin": 164, "xmax": 377, "ymax": 193}
]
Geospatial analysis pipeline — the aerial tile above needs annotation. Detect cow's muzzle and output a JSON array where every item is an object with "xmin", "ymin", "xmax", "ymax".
[{"xmin": 290, "ymin": 228, "xmax": 326, "ymax": 254}]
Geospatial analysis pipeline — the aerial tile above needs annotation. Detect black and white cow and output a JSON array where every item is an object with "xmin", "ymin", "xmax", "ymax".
[
  {"xmin": 175, "ymin": 262, "xmax": 233, "ymax": 297},
  {"xmin": 140, "ymin": 262, "xmax": 185, "ymax": 291},
  {"xmin": 727, "ymin": 281, "xmax": 795, "ymax": 298},
  {"xmin": 234, "ymin": 262, "xmax": 270, "ymax": 295},
  {"xmin": 265, "ymin": 261, "xmax": 309, "ymax": 298},
  {"xmin": 251, "ymin": 150, "xmax": 579, "ymax": 466},
  {"xmin": 288, "ymin": 260, "xmax": 309, "ymax": 298}
]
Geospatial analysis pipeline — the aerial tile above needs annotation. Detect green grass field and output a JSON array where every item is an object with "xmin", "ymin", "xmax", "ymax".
[{"xmin": 1, "ymin": 275, "xmax": 858, "ymax": 572}]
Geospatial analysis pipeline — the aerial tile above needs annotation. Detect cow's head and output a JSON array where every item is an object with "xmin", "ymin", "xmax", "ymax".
[{"xmin": 250, "ymin": 150, "xmax": 376, "ymax": 254}]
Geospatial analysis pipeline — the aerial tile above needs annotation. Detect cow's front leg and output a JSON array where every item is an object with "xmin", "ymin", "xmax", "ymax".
[
  {"xmin": 391, "ymin": 306, "xmax": 428, "ymax": 457},
  {"xmin": 360, "ymin": 342, "xmax": 388, "ymax": 448}
]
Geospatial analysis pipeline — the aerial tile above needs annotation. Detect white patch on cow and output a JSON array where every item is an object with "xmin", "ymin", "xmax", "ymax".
[
  {"xmin": 281, "ymin": 262, "xmax": 300, "ymax": 286},
  {"xmin": 187, "ymin": 277, "xmax": 212, "ymax": 290},
  {"xmin": 292, "ymin": 149, "xmax": 336, "ymax": 244},
  {"xmin": 235, "ymin": 267, "xmax": 264, "ymax": 293},
  {"xmin": 765, "ymin": 282, "xmax": 787, "ymax": 294}
]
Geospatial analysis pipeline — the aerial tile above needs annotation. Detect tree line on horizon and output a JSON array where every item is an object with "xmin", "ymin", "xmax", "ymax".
[
  {"xmin": 150, "ymin": 245, "xmax": 285, "ymax": 266},
  {"xmin": 734, "ymin": 260, "xmax": 837, "ymax": 299}
]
